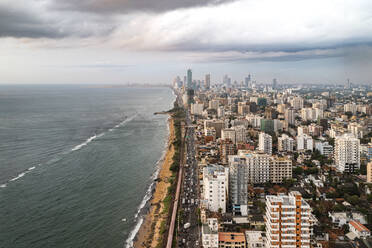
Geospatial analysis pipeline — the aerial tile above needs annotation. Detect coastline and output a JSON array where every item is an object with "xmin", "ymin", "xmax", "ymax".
[{"xmin": 133, "ymin": 116, "xmax": 176, "ymax": 248}]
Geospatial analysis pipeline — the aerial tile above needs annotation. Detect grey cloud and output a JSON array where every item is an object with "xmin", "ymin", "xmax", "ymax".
[
  {"xmin": 50, "ymin": 0, "xmax": 234, "ymax": 14},
  {"xmin": 0, "ymin": 6, "xmax": 66, "ymax": 38}
]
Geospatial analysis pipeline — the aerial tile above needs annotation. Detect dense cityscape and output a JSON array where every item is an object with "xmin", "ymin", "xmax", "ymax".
[{"xmin": 170, "ymin": 69, "xmax": 372, "ymax": 248}]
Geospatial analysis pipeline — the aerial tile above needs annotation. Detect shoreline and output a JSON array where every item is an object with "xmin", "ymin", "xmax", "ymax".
[{"xmin": 133, "ymin": 116, "xmax": 176, "ymax": 248}]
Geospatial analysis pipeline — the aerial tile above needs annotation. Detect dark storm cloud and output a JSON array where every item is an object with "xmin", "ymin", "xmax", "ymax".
[
  {"xmin": 51, "ymin": 0, "xmax": 234, "ymax": 14},
  {"xmin": 0, "ymin": 6, "xmax": 66, "ymax": 38}
]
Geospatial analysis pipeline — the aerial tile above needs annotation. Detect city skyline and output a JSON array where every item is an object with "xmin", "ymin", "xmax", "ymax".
[{"xmin": 1, "ymin": 0, "xmax": 372, "ymax": 84}]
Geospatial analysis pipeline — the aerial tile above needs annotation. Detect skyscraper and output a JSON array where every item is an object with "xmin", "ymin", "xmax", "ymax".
[
  {"xmin": 334, "ymin": 133, "xmax": 360, "ymax": 172},
  {"xmin": 265, "ymin": 192, "xmax": 313, "ymax": 248},
  {"xmin": 187, "ymin": 69, "xmax": 192, "ymax": 89},
  {"xmin": 259, "ymin": 132, "xmax": 272, "ymax": 155},
  {"xmin": 205, "ymin": 74, "xmax": 211, "ymax": 90}
]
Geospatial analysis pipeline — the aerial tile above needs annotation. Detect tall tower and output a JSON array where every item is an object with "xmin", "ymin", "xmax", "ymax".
[
  {"xmin": 187, "ymin": 69, "xmax": 192, "ymax": 89},
  {"xmin": 265, "ymin": 192, "xmax": 312, "ymax": 248},
  {"xmin": 205, "ymin": 74, "xmax": 211, "ymax": 90},
  {"xmin": 334, "ymin": 133, "xmax": 360, "ymax": 172}
]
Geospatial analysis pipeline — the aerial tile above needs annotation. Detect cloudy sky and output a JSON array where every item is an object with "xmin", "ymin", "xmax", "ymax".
[{"xmin": 1, "ymin": 0, "xmax": 372, "ymax": 85}]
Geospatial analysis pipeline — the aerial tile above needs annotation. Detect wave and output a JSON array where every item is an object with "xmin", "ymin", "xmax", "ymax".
[
  {"xmin": 9, "ymin": 172, "xmax": 26, "ymax": 182},
  {"xmin": 1, "ymin": 114, "xmax": 138, "ymax": 189},
  {"xmin": 124, "ymin": 116, "xmax": 170, "ymax": 248}
]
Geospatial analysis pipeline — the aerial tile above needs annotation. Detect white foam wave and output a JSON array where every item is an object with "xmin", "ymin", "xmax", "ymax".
[
  {"xmin": 10, "ymin": 172, "xmax": 26, "ymax": 182},
  {"xmin": 125, "ymin": 217, "xmax": 144, "ymax": 248},
  {"xmin": 72, "ymin": 114, "xmax": 137, "ymax": 152},
  {"xmin": 0, "ymin": 184, "xmax": 7, "ymax": 188},
  {"xmin": 124, "ymin": 117, "xmax": 170, "ymax": 248},
  {"xmin": 28, "ymin": 166, "xmax": 36, "ymax": 171}
]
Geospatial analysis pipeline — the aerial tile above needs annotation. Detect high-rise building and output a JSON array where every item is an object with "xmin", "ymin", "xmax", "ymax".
[
  {"xmin": 203, "ymin": 165, "xmax": 229, "ymax": 213},
  {"xmin": 205, "ymin": 74, "xmax": 211, "ymax": 90},
  {"xmin": 222, "ymin": 128, "xmax": 236, "ymax": 144},
  {"xmin": 265, "ymin": 192, "xmax": 312, "ymax": 248},
  {"xmin": 296, "ymin": 134, "xmax": 313, "ymax": 151},
  {"xmin": 272, "ymin": 78, "xmax": 278, "ymax": 89},
  {"xmin": 334, "ymin": 133, "xmax": 360, "ymax": 172},
  {"xmin": 187, "ymin": 69, "xmax": 192, "ymax": 89},
  {"xmin": 229, "ymin": 151, "xmax": 271, "ymax": 206},
  {"xmin": 245, "ymin": 75, "xmax": 251, "ymax": 87},
  {"xmin": 191, "ymin": 103, "xmax": 204, "ymax": 115},
  {"xmin": 290, "ymin": 96, "xmax": 304, "ymax": 110},
  {"xmin": 285, "ymin": 108, "xmax": 295, "ymax": 126},
  {"xmin": 259, "ymin": 132, "xmax": 272, "ymax": 155},
  {"xmin": 270, "ymin": 157, "xmax": 292, "ymax": 183},
  {"xmin": 278, "ymin": 134, "xmax": 295, "ymax": 152},
  {"xmin": 315, "ymin": 142, "xmax": 333, "ymax": 156}
]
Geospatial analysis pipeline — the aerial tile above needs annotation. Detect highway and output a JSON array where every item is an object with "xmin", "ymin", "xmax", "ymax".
[{"xmin": 176, "ymin": 110, "xmax": 201, "ymax": 247}]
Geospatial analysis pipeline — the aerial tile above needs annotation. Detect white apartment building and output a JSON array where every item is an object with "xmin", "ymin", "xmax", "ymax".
[
  {"xmin": 290, "ymin": 96, "xmax": 304, "ymax": 110},
  {"xmin": 246, "ymin": 114, "xmax": 263, "ymax": 128},
  {"xmin": 202, "ymin": 218, "xmax": 219, "ymax": 248},
  {"xmin": 203, "ymin": 165, "xmax": 229, "ymax": 213},
  {"xmin": 348, "ymin": 122, "xmax": 366, "ymax": 139},
  {"xmin": 301, "ymin": 108, "xmax": 323, "ymax": 122},
  {"xmin": 285, "ymin": 108, "xmax": 295, "ymax": 126},
  {"xmin": 344, "ymin": 103, "xmax": 357, "ymax": 115},
  {"xmin": 245, "ymin": 231, "xmax": 264, "ymax": 248},
  {"xmin": 259, "ymin": 132, "xmax": 272, "ymax": 155},
  {"xmin": 297, "ymin": 134, "xmax": 313, "ymax": 151},
  {"xmin": 315, "ymin": 142, "xmax": 333, "ymax": 156},
  {"xmin": 191, "ymin": 103, "xmax": 204, "ymax": 115},
  {"xmin": 334, "ymin": 133, "xmax": 360, "ymax": 172},
  {"xmin": 222, "ymin": 128, "xmax": 236, "ymax": 144},
  {"xmin": 265, "ymin": 192, "xmax": 312, "ymax": 248},
  {"xmin": 278, "ymin": 134, "xmax": 295, "ymax": 152}
]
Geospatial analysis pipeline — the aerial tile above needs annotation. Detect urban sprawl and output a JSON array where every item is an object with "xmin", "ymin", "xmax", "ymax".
[{"xmin": 170, "ymin": 69, "xmax": 372, "ymax": 248}]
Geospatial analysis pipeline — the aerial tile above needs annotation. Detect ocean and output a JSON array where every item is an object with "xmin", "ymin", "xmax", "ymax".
[{"xmin": 0, "ymin": 85, "xmax": 174, "ymax": 248}]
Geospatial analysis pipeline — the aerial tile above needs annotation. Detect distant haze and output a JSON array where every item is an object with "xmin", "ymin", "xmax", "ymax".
[{"xmin": 0, "ymin": 0, "xmax": 372, "ymax": 84}]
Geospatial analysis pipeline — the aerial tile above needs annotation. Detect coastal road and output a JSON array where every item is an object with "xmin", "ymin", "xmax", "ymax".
[{"xmin": 176, "ymin": 111, "xmax": 201, "ymax": 247}]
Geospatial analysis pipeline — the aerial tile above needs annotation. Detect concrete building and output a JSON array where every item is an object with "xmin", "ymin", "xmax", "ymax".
[
  {"xmin": 245, "ymin": 231, "xmax": 264, "ymax": 248},
  {"xmin": 205, "ymin": 119, "xmax": 225, "ymax": 138},
  {"xmin": 205, "ymin": 74, "xmax": 211, "ymax": 90},
  {"xmin": 202, "ymin": 218, "xmax": 219, "ymax": 248},
  {"xmin": 315, "ymin": 142, "xmax": 333, "ymax": 156},
  {"xmin": 265, "ymin": 192, "xmax": 312, "ymax": 248},
  {"xmin": 270, "ymin": 157, "xmax": 292, "ymax": 183},
  {"xmin": 368, "ymin": 162, "xmax": 372, "ymax": 183},
  {"xmin": 235, "ymin": 125, "xmax": 247, "ymax": 144},
  {"xmin": 222, "ymin": 128, "xmax": 236, "ymax": 144},
  {"xmin": 187, "ymin": 69, "xmax": 192, "ymax": 89},
  {"xmin": 334, "ymin": 133, "xmax": 360, "ymax": 172},
  {"xmin": 191, "ymin": 103, "xmax": 204, "ymax": 115},
  {"xmin": 259, "ymin": 132, "xmax": 272, "ymax": 155},
  {"xmin": 209, "ymin": 99, "xmax": 220, "ymax": 110},
  {"xmin": 218, "ymin": 232, "xmax": 246, "ymax": 248},
  {"xmin": 285, "ymin": 108, "xmax": 295, "ymax": 126},
  {"xmin": 229, "ymin": 151, "xmax": 271, "ymax": 206},
  {"xmin": 290, "ymin": 96, "xmax": 304, "ymax": 110},
  {"xmin": 349, "ymin": 220, "xmax": 370, "ymax": 238},
  {"xmin": 297, "ymin": 134, "xmax": 313, "ymax": 151},
  {"xmin": 278, "ymin": 134, "xmax": 295, "ymax": 152},
  {"xmin": 203, "ymin": 165, "xmax": 229, "ymax": 213}
]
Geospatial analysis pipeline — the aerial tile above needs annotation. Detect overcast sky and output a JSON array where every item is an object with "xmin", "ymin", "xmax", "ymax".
[{"xmin": 1, "ymin": 0, "xmax": 371, "ymax": 85}]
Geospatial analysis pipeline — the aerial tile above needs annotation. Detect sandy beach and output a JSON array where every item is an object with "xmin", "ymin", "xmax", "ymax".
[{"xmin": 134, "ymin": 117, "xmax": 176, "ymax": 248}]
